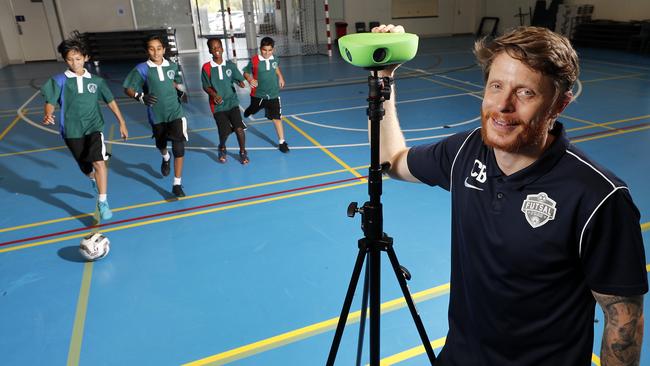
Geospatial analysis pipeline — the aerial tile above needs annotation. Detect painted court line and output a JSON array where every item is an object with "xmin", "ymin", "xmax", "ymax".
[
  {"xmin": 0, "ymin": 165, "xmax": 369, "ymax": 234},
  {"xmin": 66, "ymin": 262, "xmax": 93, "ymax": 366},
  {"xmin": 0, "ymin": 176, "xmax": 367, "ymax": 248}
]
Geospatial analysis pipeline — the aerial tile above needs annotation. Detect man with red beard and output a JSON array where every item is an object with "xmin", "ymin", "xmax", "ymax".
[{"xmin": 372, "ymin": 24, "xmax": 647, "ymax": 365}]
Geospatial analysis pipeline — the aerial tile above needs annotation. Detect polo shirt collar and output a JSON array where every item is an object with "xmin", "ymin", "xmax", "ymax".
[
  {"xmin": 210, "ymin": 59, "xmax": 227, "ymax": 79},
  {"xmin": 258, "ymin": 54, "xmax": 274, "ymax": 70},
  {"xmin": 64, "ymin": 69, "xmax": 91, "ymax": 78},
  {"xmin": 64, "ymin": 69, "xmax": 91, "ymax": 93},
  {"xmin": 146, "ymin": 59, "xmax": 170, "ymax": 68},
  {"xmin": 486, "ymin": 122, "xmax": 569, "ymax": 189},
  {"xmin": 147, "ymin": 59, "xmax": 170, "ymax": 81}
]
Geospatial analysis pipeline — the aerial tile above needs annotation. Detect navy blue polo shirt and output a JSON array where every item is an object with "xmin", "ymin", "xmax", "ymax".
[{"xmin": 407, "ymin": 122, "xmax": 647, "ymax": 366}]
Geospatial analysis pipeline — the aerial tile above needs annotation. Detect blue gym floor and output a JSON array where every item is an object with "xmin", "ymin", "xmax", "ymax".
[{"xmin": 1, "ymin": 35, "xmax": 649, "ymax": 365}]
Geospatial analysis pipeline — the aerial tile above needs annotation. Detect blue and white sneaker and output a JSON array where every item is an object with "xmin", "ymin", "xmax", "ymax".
[
  {"xmin": 90, "ymin": 179, "xmax": 98, "ymax": 194},
  {"xmin": 97, "ymin": 200, "xmax": 113, "ymax": 220}
]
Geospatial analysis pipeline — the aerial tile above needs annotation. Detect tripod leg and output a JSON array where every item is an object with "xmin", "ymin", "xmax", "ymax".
[
  {"xmin": 327, "ymin": 249, "xmax": 367, "ymax": 366},
  {"xmin": 385, "ymin": 246, "xmax": 437, "ymax": 364},
  {"xmin": 356, "ymin": 262, "xmax": 370, "ymax": 366}
]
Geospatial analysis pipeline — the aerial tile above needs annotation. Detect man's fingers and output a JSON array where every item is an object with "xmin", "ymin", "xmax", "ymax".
[{"xmin": 371, "ymin": 24, "xmax": 404, "ymax": 34}]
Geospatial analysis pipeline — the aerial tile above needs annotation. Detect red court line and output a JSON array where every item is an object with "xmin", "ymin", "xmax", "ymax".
[{"xmin": 0, "ymin": 175, "xmax": 367, "ymax": 248}]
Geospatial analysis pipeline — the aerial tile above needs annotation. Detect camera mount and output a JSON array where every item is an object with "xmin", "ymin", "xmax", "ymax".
[{"xmin": 326, "ymin": 37, "xmax": 436, "ymax": 364}]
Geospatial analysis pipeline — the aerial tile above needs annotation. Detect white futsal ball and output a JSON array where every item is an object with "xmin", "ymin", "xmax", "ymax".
[{"xmin": 79, "ymin": 232, "xmax": 110, "ymax": 261}]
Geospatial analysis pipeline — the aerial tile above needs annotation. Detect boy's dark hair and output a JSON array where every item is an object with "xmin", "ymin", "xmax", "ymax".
[
  {"xmin": 260, "ymin": 37, "xmax": 275, "ymax": 48},
  {"xmin": 145, "ymin": 35, "xmax": 167, "ymax": 49},
  {"xmin": 207, "ymin": 37, "xmax": 222, "ymax": 48},
  {"xmin": 57, "ymin": 37, "xmax": 88, "ymax": 59}
]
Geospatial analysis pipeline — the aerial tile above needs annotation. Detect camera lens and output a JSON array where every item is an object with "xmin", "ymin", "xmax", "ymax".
[{"xmin": 373, "ymin": 48, "xmax": 387, "ymax": 63}]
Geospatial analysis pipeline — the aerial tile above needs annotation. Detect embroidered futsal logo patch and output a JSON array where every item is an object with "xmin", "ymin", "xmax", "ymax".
[
  {"xmin": 87, "ymin": 83, "xmax": 97, "ymax": 93},
  {"xmin": 226, "ymin": 69, "xmax": 232, "ymax": 77},
  {"xmin": 521, "ymin": 192, "xmax": 557, "ymax": 228},
  {"xmin": 167, "ymin": 70, "xmax": 176, "ymax": 79},
  {"xmin": 272, "ymin": 62, "xmax": 278, "ymax": 69}
]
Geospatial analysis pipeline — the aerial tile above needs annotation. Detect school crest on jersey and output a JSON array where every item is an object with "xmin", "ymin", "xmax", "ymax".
[
  {"xmin": 521, "ymin": 192, "xmax": 557, "ymax": 228},
  {"xmin": 272, "ymin": 62, "xmax": 278, "ymax": 69},
  {"xmin": 226, "ymin": 69, "xmax": 232, "ymax": 77},
  {"xmin": 87, "ymin": 83, "xmax": 98, "ymax": 93},
  {"xmin": 167, "ymin": 70, "xmax": 176, "ymax": 79}
]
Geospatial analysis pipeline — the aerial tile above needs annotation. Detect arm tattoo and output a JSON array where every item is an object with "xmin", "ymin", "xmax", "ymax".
[{"xmin": 593, "ymin": 292, "xmax": 644, "ymax": 366}]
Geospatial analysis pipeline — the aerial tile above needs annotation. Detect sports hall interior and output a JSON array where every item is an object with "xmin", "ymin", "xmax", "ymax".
[{"xmin": 0, "ymin": 0, "xmax": 649, "ymax": 365}]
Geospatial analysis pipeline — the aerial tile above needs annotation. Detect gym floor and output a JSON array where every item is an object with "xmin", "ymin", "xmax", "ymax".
[{"xmin": 0, "ymin": 35, "xmax": 649, "ymax": 365}]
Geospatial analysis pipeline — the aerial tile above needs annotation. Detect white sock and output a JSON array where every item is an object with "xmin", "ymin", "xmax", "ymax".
[
  {"xmin": 173, "ymin": 177, "xmax": 182, "ymax": 185},
  {"xmin": 162, "ymin": 152, "xmax": 171, "ymax": 161},
  {"xmin": 98, "ymin": 194, "xmax": 107, "ymax": 202},
  {"xmin": 89, "ymin": 177, "xmax": 97, "ymax": 183},
  {"xmin": 279, "ymin": 139, "xmax": 285, "ymax": 144}
]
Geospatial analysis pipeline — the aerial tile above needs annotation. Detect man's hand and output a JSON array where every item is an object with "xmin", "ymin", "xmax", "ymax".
[
  {"xmin": 43, "ymin": 114, "xmax": 55, "ymax": 125},
  {"xmin": 237, "ymin": 81, "xmax": 245, "ymax": 88},
  {"xmin": 371, "ymin": 24, "xmax": 405, "ymax": 77},
  {"xmin": 248, "ymin": 78, "xmax": 258, "ymax": 88},
  {"xmin": 214, "ymin": 95, "xmax": 223, "ymax": 105},
  {"xmin": 133, "ymin": 92, "xmax": 158, "ymax": 106},
  {"xmin": 278, "ymin": 76, "xmax": 285, "ymax": 89}
]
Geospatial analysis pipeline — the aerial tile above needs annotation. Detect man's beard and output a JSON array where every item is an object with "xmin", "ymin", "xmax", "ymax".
[{"xmin": 480, "ymin": 111, "xmax": 549, "ymax": 154}]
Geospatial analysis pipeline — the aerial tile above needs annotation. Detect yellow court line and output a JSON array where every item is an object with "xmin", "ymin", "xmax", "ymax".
[
  {"xmin": 571, "ymin": 125, "xmax": 650, "ymax": 144},
  {"xmin": 592, "ymin": 353, "xmax": 601, "ymax": 366},
  {"xmin": 0, "ymin": 165, "xmax": 369, "ymax": 234},
  {"xmin": 66, "ymin": 262, "xmax": 93, "ymax": 366},
  {"xmin": 283, "ymin": 116, "xmax": 364, "ymax": 179},
  {"xmin": 0, "ymin": 180, "xmax": 367, "ymax": 254},
  {"xmin": 564, "ymin": 114, "xmax": 650, "ymax": 133},
  {"xmin": 183, "ymin": 283, "xmax": 451, "ymax": 366},
  {"xmin": 378, "ymin": 337, "xmax": 446, "ymax": 366},
  {"xmin": 0, "ymin": 111, "xmax": 25, "ymax": 141}
]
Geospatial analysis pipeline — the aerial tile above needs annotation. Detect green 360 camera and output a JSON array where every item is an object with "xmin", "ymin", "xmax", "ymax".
[{"xmin": 338, "ymin": 33, "xmax": 419, "ymax": 68}]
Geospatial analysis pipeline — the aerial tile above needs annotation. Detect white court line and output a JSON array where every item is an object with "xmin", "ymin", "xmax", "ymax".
[{"xmin": 291, "ymin": 114, "xmax": 480, "ymax": 132}]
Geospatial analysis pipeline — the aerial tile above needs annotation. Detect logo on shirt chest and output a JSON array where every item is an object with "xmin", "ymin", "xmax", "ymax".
[
  {"xmin": 272, "ymin": 61, "xmax": 278, "ymax": 69},
  {"xmin": 521, "ymin": 192, "xmax": 557, "ymax": 228},
  {"xmin": 167, "ymin": 70, "xmax": 176, "ymax": 79},
  {"xmin": 87, "ymin": 83, "xmax": 97, "ymax": 94},
  {"xmin": 464, "ymin": 159, "xmax": 487, "ymax": 191},
  {"xmin": 226, "ymin": 69, "xmax": 232, "ymax": 78}
]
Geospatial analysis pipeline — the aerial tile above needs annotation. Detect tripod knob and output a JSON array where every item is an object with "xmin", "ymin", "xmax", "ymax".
[{"xmin": 347, "ymin": 202, "xmax": 359, "ymax": 217}]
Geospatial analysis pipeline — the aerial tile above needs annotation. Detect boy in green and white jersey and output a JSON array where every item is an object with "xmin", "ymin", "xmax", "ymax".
[
  {"xmin": 41, "ymin": 36, "xmax": 128, "ymax": 221},
  {"xmin": 123, "ymin": 35, "xmax": 189, "ymax": 197},
  {"xmin": 242, "ymin": 37, "xmax": 289, "ymax": 153},
  {"xmin": 201, "ymin": 37, "xmax": 249, "ymax": 164}
]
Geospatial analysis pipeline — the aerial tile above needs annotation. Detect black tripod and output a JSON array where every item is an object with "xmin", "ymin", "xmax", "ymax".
[{"xmin": 326, "ymin": 69, "xmax": 437, "ymax": 366}]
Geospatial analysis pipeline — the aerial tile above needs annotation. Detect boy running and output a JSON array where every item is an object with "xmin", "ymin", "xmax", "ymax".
[
  {"xmin": 242, "ymin": 37, "xmax": 289, "ymax": 153},
  {"xmin": 41, "ymin": 36, "xmax": 128, "ymax": 221},
  {"xmin": 201, "ymin": 37, "xmax": 249, "ymax": 164},
  {"xmin": 123, "ymin": 35, "xmax": 189, "ymax": 197}
]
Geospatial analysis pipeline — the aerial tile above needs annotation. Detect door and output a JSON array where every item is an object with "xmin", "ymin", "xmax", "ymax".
[
  {"xmin": 452, "ymin": 0, "xmax": 476, "ymax": 35},
  {"xmin": 11, "ymin": 0, "xmax": 57, "ymax": 61}
]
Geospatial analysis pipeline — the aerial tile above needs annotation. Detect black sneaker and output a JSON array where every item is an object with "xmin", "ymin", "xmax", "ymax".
[
  {"xmin": 161, "ymin": 158, "xmax": 171, "ymax": 177},
  {"xmin": 243, "ymin": 106, "xmax": 252, "ymax": 118},
  {"xmin": 278, "ymin": 141, "xmax": 290, "ymax": 153},
  {"xmin": 172, "ymin": 184, "xmax": 185, "ymax": 197}
]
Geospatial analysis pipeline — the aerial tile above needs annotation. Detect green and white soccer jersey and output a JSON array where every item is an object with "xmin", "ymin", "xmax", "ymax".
[
  {"xmin": 243, "ymin": 55, "xmax": 280, "ymax": 99},
  {"xmin": 41, "ymin": 69, "xmax": 114, "ymax": 139},
  {"xmin": 123, "ymin": 59, "xmax": 185, "ymax": 125},
  {"xmin": 201, "ymin": 59, "xmax": 245, "ymax": 113}
]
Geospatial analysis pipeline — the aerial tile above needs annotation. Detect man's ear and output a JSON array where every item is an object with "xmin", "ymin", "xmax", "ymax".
[{"xmin": 552, "ymin": 90, "xmax": 573, "ymax": 118}]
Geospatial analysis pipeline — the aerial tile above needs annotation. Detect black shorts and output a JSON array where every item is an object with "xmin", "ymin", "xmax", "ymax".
[
  {"xmin": 214, "ymin": 107, "xmax": 247, "ymax": 136},
  {"xmin": 152, "ymin": 118, "xmax": 188, "ymax": 149},
  {"xmin": 248, "ymin": 96, "xmax": 281, "ymax": 120},
  {"xmin": 64, "ymin": 131, "xmax": 109, "ymax": 164}
]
